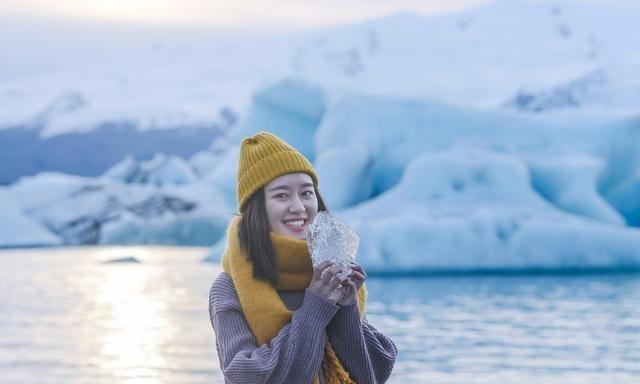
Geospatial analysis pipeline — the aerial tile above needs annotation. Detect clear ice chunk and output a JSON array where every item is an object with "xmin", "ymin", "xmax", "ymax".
[{"xmin": 306, "ymin": 211, "xmax": 359, "ymax": 273}]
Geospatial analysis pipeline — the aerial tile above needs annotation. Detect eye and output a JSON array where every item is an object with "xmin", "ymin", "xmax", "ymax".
[
  {"xmin": 302, "ymin": 190, "xmax": 315, "ymax": 197},
  {"xmin": 274, "ymin": 193, "xmax": 288, "ymax": 198}
]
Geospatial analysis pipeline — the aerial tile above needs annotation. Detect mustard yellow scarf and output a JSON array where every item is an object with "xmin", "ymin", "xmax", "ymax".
[{"xmin": 221, "ymin": 216, "xmax": 367, "ymax": 384}]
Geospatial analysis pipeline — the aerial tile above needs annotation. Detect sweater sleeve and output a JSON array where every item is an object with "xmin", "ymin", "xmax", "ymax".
[
  {"xmin": 209, "ymin": 273, "xmax": 339, "ymax": 384},
  {"xmin": 326, "ymin": 302, "xmax": 398, "ymax": 384}
]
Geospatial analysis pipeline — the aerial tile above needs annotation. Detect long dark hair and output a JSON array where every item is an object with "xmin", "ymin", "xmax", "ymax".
[{"xmin": 238, "ymin": 185, "xmax": 328, "ymax": 287}]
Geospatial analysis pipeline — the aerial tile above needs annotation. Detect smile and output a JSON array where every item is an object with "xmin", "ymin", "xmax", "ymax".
[{"xmin": 284, "ymin": 219, "xmax": 306, "ymax": 231}]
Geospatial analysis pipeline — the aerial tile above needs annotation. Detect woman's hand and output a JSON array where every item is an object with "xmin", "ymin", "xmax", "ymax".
[
  {"xmin": 336, "ymin": 262, "xmax": 367, "ymax": 306},
  {"xmin": 308, "ymin": 261, "xmax": 349, "ymax": 305}
]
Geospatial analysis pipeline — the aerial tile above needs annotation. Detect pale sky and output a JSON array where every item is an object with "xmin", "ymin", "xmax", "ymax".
[{"xmin": 1, "ymin": 0, "xmax": 492, "ymax": 27}]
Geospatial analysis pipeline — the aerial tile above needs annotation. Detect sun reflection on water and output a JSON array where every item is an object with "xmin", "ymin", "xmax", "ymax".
[{"xmin": 94, "ymin": 248, "xmax": 171, "ymax": 383}]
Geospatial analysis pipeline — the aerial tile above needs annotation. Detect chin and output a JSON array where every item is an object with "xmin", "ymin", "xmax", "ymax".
[
  {"xmin": 274, "ymin": 226, "xmax": 307, "ymax": 240},
  {"xmin": 291, "ymin": 231, "xmax": 307, "ymax": 240},
  {"xmin": 287, "ymin": 228, "xmax": 307, "ymax": 240}
]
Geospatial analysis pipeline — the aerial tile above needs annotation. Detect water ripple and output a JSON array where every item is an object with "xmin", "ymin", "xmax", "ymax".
[{"xmin": 1, "ymin": 248, "xmax": 640, "ymax": 383}]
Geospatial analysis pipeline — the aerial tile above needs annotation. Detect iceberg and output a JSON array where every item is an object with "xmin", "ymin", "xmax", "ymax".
[
  {"xmin": 315, "ymin": 92, "xmax": 640, "ymax": 216},
  {"xmin": 3, "ymin": 172, "xmax": 230, "ymax": 246},
  {"xmin": 100, "ymin": 211, "xmax": 228, "ymax": 246},
  {"xmin": 190, "ymin": 136, "xmax": 234, "ymax": 178},
  {"xmin": 204, "ymin": 78, "xmax": 640, "ymax": 273},
  {"xmin": 340, "ymin": 147, "xmax": 640, "ymax": 273},
  {"xmin": 5, "ymin": 0, "xmax": 640, "ymax": 268},
  {"xmin": 314, "ymin": 144, "xmax": 373, "ymax": 210},
  {"xmin": 230, "ymin": 79, "xmax": 325, "ymax": 161},
  {"xmin": 0, "ymin": 191, "xmax": 61, "ymax": 247},
  {"xmin": 104, "ymin": 154, "xmax": 199, "ymax": 186}
]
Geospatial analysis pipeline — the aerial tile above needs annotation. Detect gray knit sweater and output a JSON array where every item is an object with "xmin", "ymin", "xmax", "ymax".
[{"xmin": 209, "ymin": 272, "xmax": 397, "ymax": 384}]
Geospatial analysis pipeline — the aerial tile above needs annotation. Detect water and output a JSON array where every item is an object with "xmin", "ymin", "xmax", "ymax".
[{"xmin": 1, "ymin": 247, "xmax": 639, "ymax": 384}]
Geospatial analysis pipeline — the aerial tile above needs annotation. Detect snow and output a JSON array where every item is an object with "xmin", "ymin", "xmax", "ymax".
[
  {"xmin": 3, "ymin": 0, "xmax": 640, "ymax": 140},
  {"xmin": 290, "ymin": 1, "xmax": 640, "ymax": 114},
  {"xmin": 0, "ymin": 30, "xmax": 292, "ymax": 137}
]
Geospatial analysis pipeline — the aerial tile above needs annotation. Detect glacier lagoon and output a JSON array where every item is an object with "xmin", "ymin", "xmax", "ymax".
[
  {"xmin": 3, "ymin": 3, "xmax": 640, "ymax": 381},
  {"xmin": 1, "ymin": 246, "xmax": 639, "ymax": 384}
]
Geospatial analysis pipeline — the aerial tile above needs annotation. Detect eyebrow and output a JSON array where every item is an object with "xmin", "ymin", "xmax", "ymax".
[{"xmin": 266, "ymin": 183, "xmax": 314, "ymax": 192}]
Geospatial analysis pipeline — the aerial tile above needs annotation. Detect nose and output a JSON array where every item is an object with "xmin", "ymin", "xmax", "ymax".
[{"xmin": 288, "ymin": 196, "xmax": 305, "ymax": 213}]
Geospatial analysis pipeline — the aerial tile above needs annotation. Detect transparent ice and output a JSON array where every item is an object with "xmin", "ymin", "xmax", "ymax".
[{"xmin": 306, "ymin": 211, "xmax": 359, "ymax": 272}]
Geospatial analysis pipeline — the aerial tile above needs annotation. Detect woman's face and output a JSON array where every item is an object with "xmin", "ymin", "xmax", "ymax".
[{"xmin": 264, "ymin": 172, "xmax": 318, "ymax": 240}]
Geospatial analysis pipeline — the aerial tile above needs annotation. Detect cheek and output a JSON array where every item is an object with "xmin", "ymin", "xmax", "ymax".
[
  {"xmin": 266, "ymin": 201, "xmax": 286, "ymax": 222},
  {"xmin": 306, "ymin": 203, "xmax": 319, "ymax": 220}
]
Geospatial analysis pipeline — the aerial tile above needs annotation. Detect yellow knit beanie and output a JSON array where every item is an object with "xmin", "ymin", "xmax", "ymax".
[{"xmin": 237, "ymin": 131, "xmax": 318, "ymax": 212}]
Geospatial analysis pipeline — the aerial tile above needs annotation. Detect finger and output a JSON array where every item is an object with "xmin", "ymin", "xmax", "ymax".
[
  {"xmin": 327, "ymin": 273, "xmax": 345, "ymax": 290},
  {"xmin": 338, "ymin": 273, "xmax": 350, "ymax": 286},
  {"xmin": 350, "ymin": 263, "xmax": 367, "ymax": 277},
  {"xmin": 344, "ymin": 278, "xmax": 356, "ymax": 290},
  {"xmin": 345, "ymin": 274, "xmax": 364, "ymax": 291},
  {"xmin": 314, "ymin": 261, "xmax": 334, "ymax": 281},
  {"xmin": 348, "ymin": 270, "xmax": 365, "ymax": 281},
  {"xmin": 341, "ymin": 280, "xmax": 356, "ymax": 301},
  {"xmin": 321, "ymin": 265, "xmax": 341, "ymax": 284},
  {"xmin": 344, "ymin": 276, "xmax": 362, "ymax": 291}
]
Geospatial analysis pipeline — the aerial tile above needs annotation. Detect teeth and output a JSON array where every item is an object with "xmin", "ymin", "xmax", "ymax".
[{"xmin": 285, "ymin": 220, "xmax": 305, "ymax": 227}]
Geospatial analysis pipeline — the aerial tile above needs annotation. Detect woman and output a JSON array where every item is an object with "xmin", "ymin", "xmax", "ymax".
[{"xmin": 209, "ymin": 131, "xmax": 397, "ymax": 383}]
